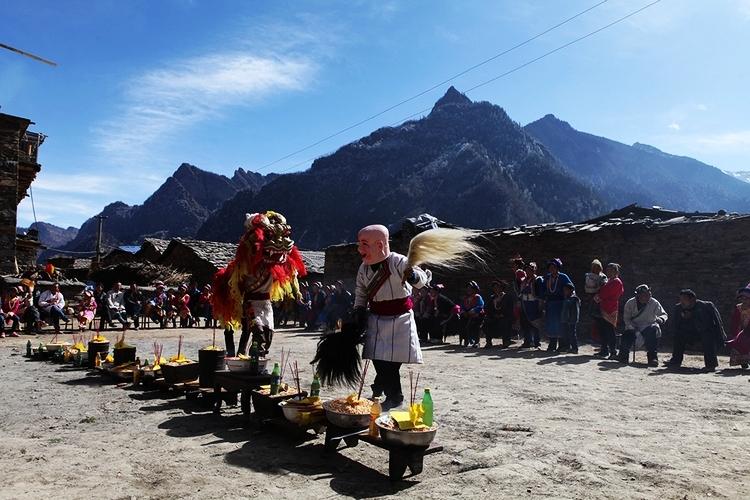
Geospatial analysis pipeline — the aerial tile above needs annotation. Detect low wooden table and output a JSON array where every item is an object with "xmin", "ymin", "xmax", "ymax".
[
  {"xmin": 323, "ymin": 423, "xmax": 443, "ymax": 480},
  {"xmin": 212, "ymin": 370, "xmax": 272, "ymax": 417}
]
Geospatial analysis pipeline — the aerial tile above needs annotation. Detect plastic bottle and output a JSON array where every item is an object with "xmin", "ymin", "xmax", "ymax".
[
  {"xmin": 94, "ymin": 351, "xmax": 102, "ymax": 368},
  {"xmin": 310, "ymin": 373, "xmax": 321, "ymax": 398},
  {"xmin": 422, "ymin": 388, "xmax": 434, "ymax": 427},
  {"xmin": 270, "ymin": 362, "xmax": 281, "ymax": 395},
  {"xmin": 369, "ymin": 397, "xmax": 382, "ymax": 437}
]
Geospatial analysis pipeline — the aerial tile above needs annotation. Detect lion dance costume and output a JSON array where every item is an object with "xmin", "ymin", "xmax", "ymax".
[{"xmin": 211, "ymin": 211, "xmax": 306, "ymax": 355}]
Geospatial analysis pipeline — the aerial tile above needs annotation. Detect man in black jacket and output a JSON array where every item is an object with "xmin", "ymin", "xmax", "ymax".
[{"xmin": 665, "ymin": 289, "xmax": 726, "ymax": 372}]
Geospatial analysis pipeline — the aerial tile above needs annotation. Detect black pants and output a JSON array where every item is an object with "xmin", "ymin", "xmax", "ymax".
[
  {"xmin": 372, "ymin": 360, "xmax": 403, "ymax": 401},
  {"xmin": 597, "ymin": 318, "xmax": 617, "ymax": 355},
  {"xmin": 563, "ymin": 323, "xmax": 578, "ymax": 351},
  {"xmin": 485, "ymin": 318, "xmax": 512, "ymax": 346},
  {"xmin": 620, "ymin": 325, "xmax": 659, "ymax": 357},
  {"xmin": 521, "ymin": 314, "xmax": 541, "ymax": 346},
  {"xmin": 224, "ymin": 328, "xmax": 238, "ymax": 357},
  {"xmin": 671, "ymin": 329, "xmax": 718, "ymax": 369},
  {"xmin": 23, "ymin": 307, "xmax": 40, "ymax": 333}
]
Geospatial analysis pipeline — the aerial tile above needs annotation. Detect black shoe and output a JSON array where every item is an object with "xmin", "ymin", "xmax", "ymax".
[
  {"xmin": 663, "ymin": 359, "xmax": 680, "ymax": 368},
  {"xmin": 546, "ymin": 344, "xmax": 556, "ymax": 352},
  {"xmin": 569, "ymin": 348, "xmax": 579, "ymax": 354},
  {"xmin": 647, "ymin": 353, "xmax": 658, "ymax": 367},
  {"xmin": 616, "ymin": 352, "xmax": 629, "ymax": 364},
  {"xmin": 483, "ymin": 342, "xmax": 493, "ymax": 349},
  {"xmin": 594, "ymin": 350, "xmax": 609, "ymax": 358},
  {"xmin": 700, "ymin": 366, "xmax": 716, "ymax": 373},
  {"xmin": 607, "ymin": 353, "xmax": 618, "ymax": 361},
  {"xmin": 381, "ymin": 397, "xmax": 404, "ymax": 411}
]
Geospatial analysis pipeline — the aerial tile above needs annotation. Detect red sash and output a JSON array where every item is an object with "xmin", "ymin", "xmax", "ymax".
[{"xmin": 370, "ymin": 297, "xmax": 413, "ymax": 316}]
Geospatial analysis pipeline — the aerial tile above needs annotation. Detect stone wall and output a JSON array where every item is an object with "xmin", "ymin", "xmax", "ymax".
[
  {"xmin": 325, "ymin": 217, "xmax": 750, "ymax": 340},
  {"xmin": 0, "ymin": 116, "xmax": 24, "ymax": 274}
]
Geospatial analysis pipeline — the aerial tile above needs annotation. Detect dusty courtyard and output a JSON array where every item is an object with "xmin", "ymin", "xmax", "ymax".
[{"xmin": 0, "ymin": 327, "xmax": 748, "ymax": 499}]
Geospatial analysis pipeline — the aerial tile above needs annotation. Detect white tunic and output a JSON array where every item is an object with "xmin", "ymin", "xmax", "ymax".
[{"xmin": 355, "ymin": 252, "xmax": 428, "ymax": 364}]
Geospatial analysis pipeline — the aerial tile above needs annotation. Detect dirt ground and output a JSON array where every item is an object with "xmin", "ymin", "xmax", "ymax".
[{"xmin": 0, "ymin": 326, "xmax": 748, "ymax": 500}]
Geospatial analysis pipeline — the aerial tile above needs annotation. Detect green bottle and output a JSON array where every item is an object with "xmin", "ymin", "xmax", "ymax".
[
  {"xmin": 421, "ymin": 388, "xmax": 434, "ymax": 427},
  {"xmin": 270, "ymin": 362, "xmax": 281, "ymax": 395},
  {"xmin": 26, "ymin": 340, "xmax": 32, "ymax": 357},
  {"xmin": 310, "ymin": 373, "xmax": 321, "ymax": 397}
]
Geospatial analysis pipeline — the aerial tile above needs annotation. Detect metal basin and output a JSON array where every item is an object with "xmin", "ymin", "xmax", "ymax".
[
  {"xmin": 322, "ymin": 401, "xmax": 371, "ymax": 428},
  {"xmin": 376, "ymin": 415, "xmax": 437, "ymax": 447}
]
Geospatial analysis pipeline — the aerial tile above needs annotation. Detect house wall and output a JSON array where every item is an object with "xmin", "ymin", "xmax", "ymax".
[{"xmin": 0, "ymin": 121, "xmax": 22, "ymax": 274}]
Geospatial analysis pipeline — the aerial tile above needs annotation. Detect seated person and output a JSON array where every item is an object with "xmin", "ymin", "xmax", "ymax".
[
  {"xmin": 1, "ymin": 288, "xmax": 22, "ymax": 338},
  {"xmin": 77, "ymin": 289, "xmax": 97, "ymax": 331},
  {"xmin": 618, "ymin": 284, "xmax": 668, "ymax": 366},
  {"xmin": 38, "ymin": 283, "xmax": 69, "ymax": 333},
  {"xmin": 106, "ymin": 282, "xmax": 130, "ymax": 329}
]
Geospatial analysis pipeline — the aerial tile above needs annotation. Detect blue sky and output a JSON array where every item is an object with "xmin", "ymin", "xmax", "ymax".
[{"xmin": 3, "ymin": 0, "xmax": 749, "ymax": 228}]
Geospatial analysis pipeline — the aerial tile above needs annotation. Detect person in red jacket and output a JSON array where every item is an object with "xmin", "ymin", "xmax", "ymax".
[
  {"xmin": 726, "ymin": 286, "xmax": 750, "ymax": 370},
  {"xmin": 593, "ymin": 263, "xmax": 624, "ymax": 359}
]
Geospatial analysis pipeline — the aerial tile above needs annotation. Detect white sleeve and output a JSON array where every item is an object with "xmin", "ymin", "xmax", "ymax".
[
  {"xmin": 623, "ymin": 300, "xmax": 635, "ymax": 330},
  {"xmin": 58, "ymin": 293, "xmax": 65, "ymax": 309}
]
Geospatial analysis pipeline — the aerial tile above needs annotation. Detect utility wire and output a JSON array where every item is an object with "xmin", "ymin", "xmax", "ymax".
[
  {"xmin": 254, "ymin": 0, "xmax": 610, "ymax": 173},
  {"xmin": 271, "ymin": 0, "xmax": 663, "ymax": 175}
]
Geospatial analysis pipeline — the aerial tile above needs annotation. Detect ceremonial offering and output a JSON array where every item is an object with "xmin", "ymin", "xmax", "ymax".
[
  {"xmin": 161, "ymin": 335, "xmax": 199, "ymax": 384},
  {"xmin": 88, "ymin": 333, "xmax": 110, "ymax": 369},
  {"xmin": 279, "ymin": 396, "xmax": 325, "ymax": 425},
  {"xmin": 375, "ymin": 415, "xmax": 437, "ymax": 447},
  {"xmin": 113, "ymin": 331, "xmax": 136, "ymax": 366},
  {"xmin": 323, "ymin": 395, "xmax": 374, "ymax": 428},
  {"xmin": 198, "ymin": 335, "xmax": 226, "ymax": 388}
]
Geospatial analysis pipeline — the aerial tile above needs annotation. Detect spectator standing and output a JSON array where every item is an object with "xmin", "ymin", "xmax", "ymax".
[
  {"xmin": 543, "ymin": 259, "xmax": 573, "ymax": 352},
  {"xmin": 484, "ymin": 280, "xmax": 514, "ymax": 349},
  {"xmin": 461, "ymin": 281, "xmax": 485, "ymax": 348},
  {"xmin": 198, "ymin": 285, "xmax": 214, "ymax": 328},
  {"xmin": 560, "ymin": 283, "xmax": 581, "ymax": 354},
  {"xmin": 593, "ymin": 263, "xmax": 624, "ymax": 360},
  {"xmin": 584, "ymin": 259, "xmax": 608, "ymax": 343},
  {"xmin": 519, "ymin": 262, "xmax": 544, "ymax": 348}
]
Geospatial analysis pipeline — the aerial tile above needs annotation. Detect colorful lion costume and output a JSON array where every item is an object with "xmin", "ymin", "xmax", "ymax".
[{"xmin": 211, "ymin": 211, "xmax": 307, "ymax": 331}]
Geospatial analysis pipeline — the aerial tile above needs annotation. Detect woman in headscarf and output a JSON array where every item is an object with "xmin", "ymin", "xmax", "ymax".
[
  {"xmin": 726, "ymin": 286, "xmax": 750, "ymax": 370},
  {"xmin": 594, "ymin": 263, "xmax": 625, "ymax": 359},
  {"xmin": 543, "ymin": 259, "xmax": 573, "ymax": 352},
  {"xmin": 461, "ymin": 281, "xmax": 485, "ymax": 348}
]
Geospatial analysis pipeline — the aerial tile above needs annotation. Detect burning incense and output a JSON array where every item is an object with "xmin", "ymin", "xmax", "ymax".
[
  {"xmin": 294, "ymin": 361, "xmax": 301, "ymax": 399},
  {"xmin": 357, "ymin": 359, "xmax": 370, "ymax": 401},
  {"xmin": 177, "ymin": 335, "xmax": 183, "ymax": 359},
  {"xmin": 211, "ymin": 327, "xmax": 216, "ymax": 349}
]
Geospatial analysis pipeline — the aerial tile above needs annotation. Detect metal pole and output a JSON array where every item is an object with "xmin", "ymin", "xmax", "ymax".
[{"xmin": 95, "ymin": 215, "xmax": 107, "ymax": 266}]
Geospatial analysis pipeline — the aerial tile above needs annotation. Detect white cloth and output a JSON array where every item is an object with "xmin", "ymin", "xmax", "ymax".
[
  {"xmin": 623, "ymin": 297, "xmax": 668, "ymax": 347},
  {"xmin": 355, "ymin": 252, "xmax": 428, "ymax": 364},
  {"xmin": 38, "ymin": 290, "xmax": 64, "ymax": 312},
  {"xmin": 250, "ymin": 299, "xmax": 274, "ymax": 330}
]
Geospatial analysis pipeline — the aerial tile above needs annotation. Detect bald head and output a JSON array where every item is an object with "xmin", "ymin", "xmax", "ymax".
[{"xmin": 358, "ymin": 224, "xmax": 390, "ymax": 265}]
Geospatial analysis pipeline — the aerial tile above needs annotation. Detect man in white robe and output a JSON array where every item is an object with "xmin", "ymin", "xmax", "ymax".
[{"xmin": 354, "ymin": 225, "xmax": 428, "ymax": 410}]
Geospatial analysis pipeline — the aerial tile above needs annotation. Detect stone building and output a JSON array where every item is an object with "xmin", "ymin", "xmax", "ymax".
[
  {"xmin": 0, "ymin": 112, "xmax": 45, "ymax": 274},
  {"xmin": 134, "ymin": 237, "xmax": 170, "ymax": 263},
  {"xmin": 324, "ymin": 205, "xmax": 750, "ymax": 337}
]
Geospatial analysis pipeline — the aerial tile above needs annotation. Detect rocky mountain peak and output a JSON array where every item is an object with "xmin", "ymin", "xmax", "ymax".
[{"xmin": 431, "ymin": 86, "xmax": 472, "ymax": 112}]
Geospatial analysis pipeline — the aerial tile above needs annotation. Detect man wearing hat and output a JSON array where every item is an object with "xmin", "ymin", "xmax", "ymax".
[
  {"xmin": 619, "ymin": 285, "xmax": 668, "ymax": 366},
  {"xmin": 665, "ymin": 289, "xmax": 726, "ymax": 372}
]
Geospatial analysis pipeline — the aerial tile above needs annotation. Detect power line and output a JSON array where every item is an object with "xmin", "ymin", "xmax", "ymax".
[
  {"xmin": 271, "ymin": 0, "xmax": 663, "ymax": 175},
  {"xmin": 254, "ymin": 0, "xmax": 610, "ymax": 173}
]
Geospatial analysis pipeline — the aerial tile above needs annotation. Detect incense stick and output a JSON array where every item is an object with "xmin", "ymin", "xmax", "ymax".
[
  {"xmin": 414, "ymin": 373, "xmax": 420, "ymax": 407},
  {"xmin": 357, "ymin": 359, "xmax": 370, "ymax": 400},
  {"xmin": 294, "ymin": 361, "xmax": 301, "ymax": 398},
  {"xmin": 212, "ymin": 327, "xmax": 216, "ymax": 348},
  {"xmin": 177, "ymin": 335, "xmax": 183, "ymax": 359}
]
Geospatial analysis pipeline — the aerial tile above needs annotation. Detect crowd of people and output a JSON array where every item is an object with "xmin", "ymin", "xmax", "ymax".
[
  {"xmin": 2, "ymin": 258, "xmax": 749, "ymax": 373},
  {"xmin": 411, "ymin": 257, "xmax": 749, "ymax": 373},
  {"xmin": 0, "ymin": 279, "xmax": 216, "ymax": 337}
]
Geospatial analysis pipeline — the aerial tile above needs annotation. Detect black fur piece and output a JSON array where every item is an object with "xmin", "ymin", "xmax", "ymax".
[{"xmin": 311, "ymin": 321, "xmax": 366, "ymax": 388}]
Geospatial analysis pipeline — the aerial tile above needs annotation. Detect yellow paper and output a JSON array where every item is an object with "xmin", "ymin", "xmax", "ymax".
[{"xmin": 390, "ymin": 410, "xmax": 427, "ymax": 430}]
